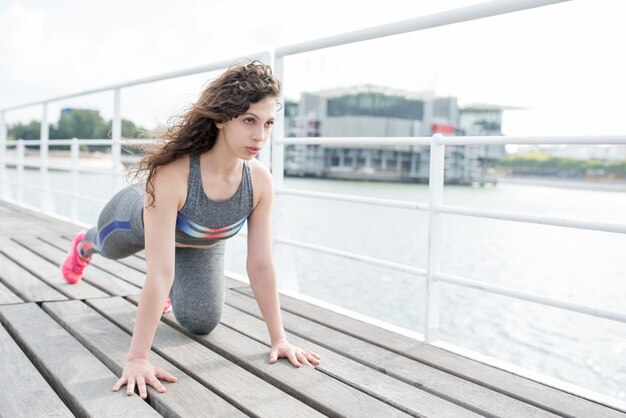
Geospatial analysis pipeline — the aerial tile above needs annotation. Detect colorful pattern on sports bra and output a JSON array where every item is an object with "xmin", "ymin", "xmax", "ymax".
[{"xmin": 175, "ymin": 212, "xmax": 248, "ymax": 240}]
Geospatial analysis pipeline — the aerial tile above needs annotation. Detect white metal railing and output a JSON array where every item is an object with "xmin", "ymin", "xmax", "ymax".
[
  {"xmin": 274, "ymin": 134, "xmax": 626, "ymax": 328},
  {"xmin": 265, "ymin": 0, "xmax": 625, "ymax": 346},
  {"xmin": 1, "ymin": 0, "xmax": 624, "ymax": 380}
]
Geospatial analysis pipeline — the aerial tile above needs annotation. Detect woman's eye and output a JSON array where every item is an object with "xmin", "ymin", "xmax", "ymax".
[
  {"xmin": 266, "ymin": 121, "xmax": 275, "ymax": 127},
  {"xmin": 244, "ymin": 118, "xmax": 255, "ymax": 124}
]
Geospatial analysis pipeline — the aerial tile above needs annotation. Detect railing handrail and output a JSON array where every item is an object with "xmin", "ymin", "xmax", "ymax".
[
  {"xmin": 274, "ymin": 0, "xmax": 569, "ymax": 57},
  {"xmin": 435, "ymin": 272, "xmax": 626, "ymax": 323},
  {"xmin": 278, "ymin": 135, "xmax": 626, "ymax": 146},
  {"xmin": 3, "ymin": 138, "xmax": 156, "ymax": 146}
]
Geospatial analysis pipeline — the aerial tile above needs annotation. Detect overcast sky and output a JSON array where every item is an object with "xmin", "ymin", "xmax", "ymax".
[{"xmin": 1, "ymin": 0, "xmax": 625, "ymax": 137}]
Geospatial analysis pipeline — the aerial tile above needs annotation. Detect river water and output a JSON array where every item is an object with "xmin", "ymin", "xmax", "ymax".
[{"xmin": 6, "ymin": 168, "xmax": 626, "ymax": 401}]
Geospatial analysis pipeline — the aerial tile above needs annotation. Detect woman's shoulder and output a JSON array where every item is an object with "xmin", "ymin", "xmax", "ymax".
[
  {"xmin": 248, "ymin": 158, "xmax": 274, "ymax": 203},
  {"xmin": 156, "ymin": 154, "xmax": 190, "ymax": 177},
  {"xmin": 248, "ymin": 158, "xmax": 272, "ymax": 186},
  {"xmin": 150, "ymin": 155, "xmax": 190, "ymax": 207}
]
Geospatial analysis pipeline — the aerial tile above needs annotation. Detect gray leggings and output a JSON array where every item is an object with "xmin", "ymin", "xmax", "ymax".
[{"xmin": 82, "ymin": 185, "xmax": 225, "ymax": 335}]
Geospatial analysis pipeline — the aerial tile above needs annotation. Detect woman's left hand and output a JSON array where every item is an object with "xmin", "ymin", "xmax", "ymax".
[{"xmin": 269, "ymin": 338, "xmax": 321, "ymax": 368}]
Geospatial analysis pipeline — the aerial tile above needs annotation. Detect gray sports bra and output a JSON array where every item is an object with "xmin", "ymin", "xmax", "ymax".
[{"xmin": 174, "ymin": 154, "xmax": 253, "ymax": 246}]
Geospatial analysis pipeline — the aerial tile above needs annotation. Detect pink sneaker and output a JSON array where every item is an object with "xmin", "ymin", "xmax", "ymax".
[
  {"xmin": 163, "ymin": 296, "xmax": 172, "ymax": 314},
  {"xmin": 61, "ymin": 231, "xmax": 92, "ymax": 284}
]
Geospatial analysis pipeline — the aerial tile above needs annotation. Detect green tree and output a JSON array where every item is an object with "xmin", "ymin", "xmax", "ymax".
[
  {"xmin": 52, "ymin": 109, "xmax": 109, "ymax": 140},
  {"xmin": 8, "ymin": 120, "xmax": 40, "ymax": 139},
  {"xmin": 8, "ymin": 120, "xmax": 42, "ymax": 149},
  {"xmin": 8, "ymin": 109, "xmax": 148, "ymax": 152}
]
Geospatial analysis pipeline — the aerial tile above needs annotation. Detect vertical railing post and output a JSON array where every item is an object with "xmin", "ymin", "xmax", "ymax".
[
  {"xmin": 425, "ymin": 133, "xmax": 445, "ymax": 343},
  {"xmin": 258, "ymin": 51, "xmax": 273, "ymax": 168},
  {"xmin": 111, "ymin": 88, "xmax": 123, "ymax": 196},
  {"xmin": 112, "ymin": 88, "xmax": 122, "ymax": 170},
  {"xmin": 0, "ymin": 110, "xmax": 10, "ymax": 201},
  {"xmin": 16, "ymin": 139, "xmax": 24, "ymax": 204},
  {"xmin": 270, "ymin": 53, "xmax": 299, "ymax": 292},
  {"xmin": 258, "ymin": 52, "xmax": 272, "ymax": 169},
  {"xmin": 70, "ymin": 137, "xmax": 79, "ymax": 222},
  {"xmin": 40, "ymin": 102, "xmax": 55, "ymax": 213}
]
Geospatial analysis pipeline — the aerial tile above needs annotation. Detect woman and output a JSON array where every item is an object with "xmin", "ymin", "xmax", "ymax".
[{"xmin": 61, "ymin": 60, "xmax": 321, "ymax": 399}]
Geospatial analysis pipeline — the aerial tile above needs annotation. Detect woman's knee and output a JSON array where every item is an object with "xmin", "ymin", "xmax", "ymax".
[
  {"xmin": 174, "ymin": 307, "xmax": 222, "ymax": 335},
  {"xmin": 98, "ymin": 245, "xmax": 135, "ymax": 260},
  {"xmin": 97, "ymin": 231, "xmax": 143, "ymax": 260}
]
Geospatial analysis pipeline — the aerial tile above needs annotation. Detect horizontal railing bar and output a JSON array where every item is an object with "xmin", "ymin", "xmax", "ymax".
[
  {"xmin": 6, "ymin": 138, "xmax": 157, "ymax": 146},
  {"xmin": 439, "ymin": 204, "xmax": 626, "ymax": 234},
  {"xmin": 3, "ymin": 162, "xmax": 128, "ymax": 175},
  {"xmin": 9, "ymin": 139, "xmax": 115, "ymax": 146},
  {"xmin": 278, "ymin": 135, "xmax": 626, "ymax": 146},
  {"xmin": 2, "ymin": 53, "xmax": 268, "ymax": 112},
  {"xmin": 437, "ymin": 135, "xmax": 626, "ymax": 145},
  {"xmin": 275, "ymin": 237, "xmax": 427, "ymax": 276},
  {"xmin": 121, "ymin": 138, "xmax": 156, "ymax": 145},
  {"xmin": 434, "ymin": 272, "xmax": 626, "ymax": 324},
  {"xmin": 278, "ymin": 137, "xmax": 432, "ymax": 146},
  {"xmin": 275, "ymin": 0, "xmax": 567, "ymax": 56},
  {"xmin": 277, "ymin": 187, "xmax": 428, "ymax": 210}
]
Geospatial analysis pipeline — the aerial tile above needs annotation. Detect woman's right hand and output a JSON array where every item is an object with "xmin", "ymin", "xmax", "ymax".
[{"xmin": 112, "ymin": 358, "xmax": 177, "ymax": 399}]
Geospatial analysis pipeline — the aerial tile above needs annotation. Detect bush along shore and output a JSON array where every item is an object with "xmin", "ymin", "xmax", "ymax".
[{"xmin": 498, "ymin": 151, "xmax": 626, "ymax": 180}]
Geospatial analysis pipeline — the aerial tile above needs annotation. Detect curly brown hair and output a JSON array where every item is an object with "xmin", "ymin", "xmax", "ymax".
[{"xmin": 130, "ymin": 60, "xmax": 281, "ymax": 206}]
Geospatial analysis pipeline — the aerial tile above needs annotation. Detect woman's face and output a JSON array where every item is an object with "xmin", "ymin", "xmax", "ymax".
[{"xmin": 217, "ymin": 96, "xmax": 277, "ymax": 160}]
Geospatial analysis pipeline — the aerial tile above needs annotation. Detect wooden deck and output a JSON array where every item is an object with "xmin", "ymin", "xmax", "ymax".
[{"xmin": 0, "ymin": 201, "xmax": 624, "ymax": 418}]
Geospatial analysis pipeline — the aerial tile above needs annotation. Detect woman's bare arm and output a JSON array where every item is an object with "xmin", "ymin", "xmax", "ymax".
[
  {"xmin": 112, "ymin": 162, "xmax": 185, "ymax": 397},
  {"xmin": 246, "ymin": 162, "xmax": 321, "ymax": 367}
]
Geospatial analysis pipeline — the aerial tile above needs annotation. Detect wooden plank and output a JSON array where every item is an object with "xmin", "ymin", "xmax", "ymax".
[
  {"xmin": 14, "ymin": 237, "xmax": 141, "ymax": 297},
  {"xmin": 0, "ymin": 280, "xmax": 23, "ymax": 304},
  {"xmin": 218, "ymin": 299, "xmax": 480, "ymax": 417},
  {"xmin": 237, "ymin": 288, "xmax": 626, "ymax": 418},
  {"xmin": 88, "ymin": 296, "xmax": 326, "ymax": 418},
  {"xmin": 40, "ymin": 235, "xmax": 146, "ymax": 288},
  {"xmin": 0, "ymin": 251, "xmax": 68, "ymax": 302},
  {"xmin": 43, "ymin": 299, "xmax": 245, "ymax": 417},
  {"xmin": 0, "ymin": 204, "xmax": 17, "ymax": 214},
  {"xmin": 126, "ymin": 295, "xmax": 412, "ymax": 417},
  {"xmin": 0, "ymin": 323, "xmax": 73, "ymax": 418},
  {"xmin": 0, "ymin": 203, "xmax": 81, "ymax": 235},
  {"xmin": 225, "ymin": 276, "xmax": 252, "ymax": 289},
  {"xmin": 0, "ymin": 223, "xmax": 75, "ymax": 236},
  {"xmin": 227, "ymin": 289, "xmax": 558, "ymax": 418},
  {"xmin": 0, "ymin": 303, "xmax": 161, "ymax": 417},
  {"xmin": 0, "ymin": 237, "xmax": 109, "ymax": 300},
  {"xmin": 115, "ymin": 254, "xmax": 148, "ymax": 273}
]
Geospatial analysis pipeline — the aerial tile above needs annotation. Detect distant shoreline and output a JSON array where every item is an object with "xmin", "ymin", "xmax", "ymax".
[{"xmin": 498, "ymin": 176, "xmax": 626, "ymax": 192}]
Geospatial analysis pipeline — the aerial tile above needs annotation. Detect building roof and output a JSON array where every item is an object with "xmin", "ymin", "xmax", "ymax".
[
  {"xmin": 303, "ymin": 86, "xmax": 523, "ymax": 111},
  {"xmin": 460, "ymin": 102, "xmax": 524, "ymax": 111},
  {"xmin": 310, "ymin": 84, "xmax": 436, "ymax": 101}
]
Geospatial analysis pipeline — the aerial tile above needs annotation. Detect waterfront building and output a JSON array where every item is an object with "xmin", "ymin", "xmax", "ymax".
[{"xmin": 284, "ymin": 86, "xmax": 506, "ymax": 184}]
